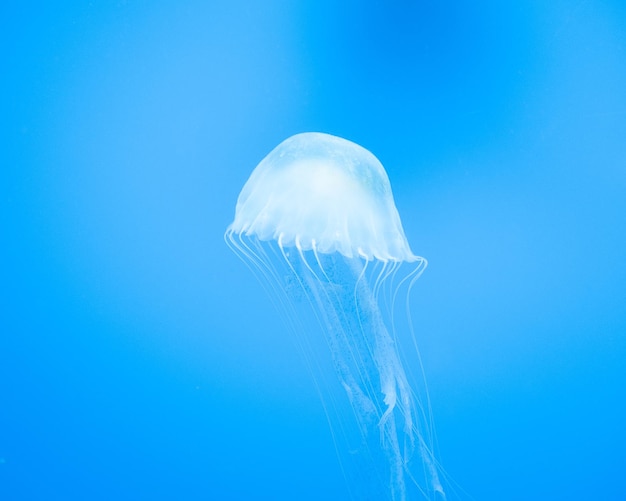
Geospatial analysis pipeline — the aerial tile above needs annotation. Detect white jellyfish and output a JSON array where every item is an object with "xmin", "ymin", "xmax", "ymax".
[{"xmin": 225, "ymin": 132, "xmax": 447, "ymax": 500}]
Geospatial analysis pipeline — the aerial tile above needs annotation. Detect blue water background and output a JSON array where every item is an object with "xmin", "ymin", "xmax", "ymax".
[{"xmin": 2, "ymin": 1, "xmax": 626, "ymax": 499}]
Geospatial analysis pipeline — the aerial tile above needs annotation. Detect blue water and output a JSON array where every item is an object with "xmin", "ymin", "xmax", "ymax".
[{"xmin": 2, "ymin": 1, "xmax": 626, "ymax": 499}]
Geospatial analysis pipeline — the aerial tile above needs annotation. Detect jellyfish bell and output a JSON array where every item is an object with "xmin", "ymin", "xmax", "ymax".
[
  {"xmin": 229, "ymin": 132, "xmax": 416, "ymax": 262},
  {"xmin": 226, "ymin": 132, "xmax": 447, "ymax": 500}
]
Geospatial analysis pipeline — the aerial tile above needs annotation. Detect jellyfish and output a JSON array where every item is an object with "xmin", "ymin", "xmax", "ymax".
[{"xmin": 225, "ymin": 132, "xmax": 446, "ymax": 500}]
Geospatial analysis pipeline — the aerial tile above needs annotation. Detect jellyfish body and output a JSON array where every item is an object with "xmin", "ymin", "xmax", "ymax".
[{"xmin": 226, "ymin": 133, "xmax": 446, "ymax": 500}]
